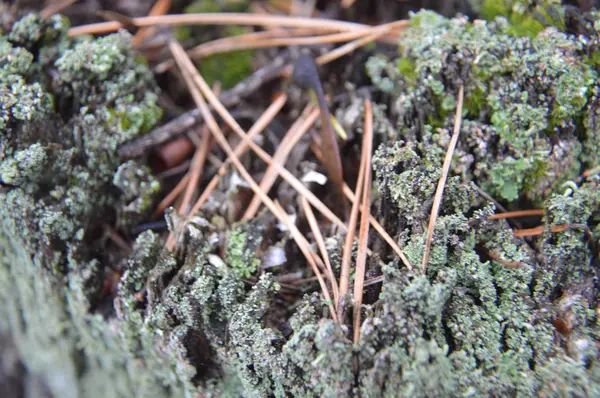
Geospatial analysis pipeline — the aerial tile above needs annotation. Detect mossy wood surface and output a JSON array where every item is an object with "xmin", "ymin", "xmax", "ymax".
[{"xmin": 1, "ymin": 5, "xmax": 600, "ymax": 397}]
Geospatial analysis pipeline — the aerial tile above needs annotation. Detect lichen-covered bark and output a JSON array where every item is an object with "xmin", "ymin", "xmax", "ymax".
[{"xmin": 1, "ymin": 6, "xmax": 599, "ymax": 398}]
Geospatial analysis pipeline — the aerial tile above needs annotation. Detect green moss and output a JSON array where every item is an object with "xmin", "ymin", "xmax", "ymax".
[
  {"xmin": 197, "ymin": 48, "xmax": 254, "ymax": 90},
  {"xmin": 185, "ymin": 0, "xmax": 250, "ymax": 14}
]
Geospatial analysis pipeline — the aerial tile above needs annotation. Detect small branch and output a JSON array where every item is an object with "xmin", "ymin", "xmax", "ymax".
[
  {"xmin": 40, "ymin": 0, "xmax": 78, "ymax": 20},
  {"xmin": 421, "ymin": 85, "xmax": 464, "ymax": 274}
]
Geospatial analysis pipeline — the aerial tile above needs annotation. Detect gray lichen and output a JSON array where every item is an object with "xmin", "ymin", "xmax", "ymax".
[{"xmin": 1, "ymin": 7, "xmax": 599, "ymax": 398}]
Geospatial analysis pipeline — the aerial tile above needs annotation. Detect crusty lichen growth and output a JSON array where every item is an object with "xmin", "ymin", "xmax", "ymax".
[
  {"xmin": 360, "ymin": 9, "xmax": 600, "ymax": 397},
  {"xmin": 2, "ymin": 8, "xmax": 599, "ymax": 398},
  {"xmin": 0, "ymin": 13, "xmax": 172, "ymax": 398},
  {"xmin": 367, "ymin": 10, "xmax": 598, "ymax": 202}
]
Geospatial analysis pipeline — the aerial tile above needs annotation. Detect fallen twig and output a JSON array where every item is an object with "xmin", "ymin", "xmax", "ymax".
[{"xmin": 40, "ymin": 0, "xmax": 78, "ymax": 20}]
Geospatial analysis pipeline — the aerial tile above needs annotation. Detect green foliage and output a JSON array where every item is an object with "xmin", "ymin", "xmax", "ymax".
[{"xmin": 396, "ymin": 57, "xmax": 417, "ymax": 81}]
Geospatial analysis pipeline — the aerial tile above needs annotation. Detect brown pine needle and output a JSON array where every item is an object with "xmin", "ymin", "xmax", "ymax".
[
  {"xmin": 341, "ymin": 183, "xmax": 412, "ymax": 270},
  {"xmin": 421, "ymin": 85, "xmax": 464, "ymax": 274},
  {"xmin": 68, "ymin": 13, "xmax": 406, "ymax": 40},
  {"xmin": 156, "ymin": 28, "xmax": 318, "ymax": 73},
  {"xmin": 193, "ymin": 27, "xmax": 387, "ymax": 55},
  {"xmin": 40, "ymin": 0, "xmax": 78, "ymax": 20},
  {"xmin": 341, "ymin": 0, "xmax": 358, "ymax": 8},
  {"xmin": 353, "ymin": 99, "xmax": 373, "ymax": 345},
  {"xmin": 310, "ymin": 140, "xmax": 412, "ymax": 269},
  {"xmin": 488, "ymin": 250, "xmax": 525, "ymax": 268},
  {"xmin": 187, "ymin": 94, "xmax": 288, "ymax": 217},
  {"xmin": 338, "ymin": 122, "xmax": 367, "ymax": 316},
  {"xmin": 178, "ymin": 126, "xmax": 211, "ymax": 215},
  {"xmin": 276, "ymin": 203, "xmax": 338, "ymax": 323},
  {"xmin": 301, "ymin": 196, "xmax": 339, "ymax": 308},
  {"xmin": 276, "ymin": 204, "xmax": 339, "ymax": 322},
  {"xmin": 242, "ymin": 106, "xmax": 319, "ymax": 220},
  {"xmin": 152, "ymin": 173, "xmax": 190, "ymax": 218},
  {"xmin": 513, "ymin": 223, "xmax": 593, "ymax": 238},
  {"xmin": 315, "ymin": 21, "xmax": 405, "ymax": 65},
  {"xmin": 165, "ymin": 94, "xmax": 287, "ymax": 249},
  {"xmin": 170, "ymin": 40, "xmax": 346, "ymax": 232},
  {"xmin": 487, "ymin": 209, "xmax": 544, "ymax": 220},
  {"xmin": 132, "ymin": 0, "xmax": 171, "ymax": 48},
  {"xmin": 170, "ymin": 41, "xmax": 337, "ymax": 320},
  {"xmin": 96, "ymin": 11, "xmax": 138, "ymax": 31},
  {"xmin": 311, "ymin": 137, "xmax": 412, "ymax": 269}
]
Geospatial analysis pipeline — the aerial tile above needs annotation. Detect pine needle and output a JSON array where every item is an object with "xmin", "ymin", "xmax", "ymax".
[
  {"xmin": 421, "ymin": 85, "xmax": 464, "ymax": 274},
  {"xmin": 487, "ymin": 209, "xmax": 544, "ymax": 220},
  {"xmin": 178, "ymin": 126, "xmax": 210, "ymax": 215},
  {"xmin": 338, "ymin": 160, "xmax": 364, "ymax": 317},
  {"xmin": 275, "ymin": 202, "xmax": 338, "ymax": 323},
  {"xmin": 152, "ymin": 174, "xmax": 190, "ymax": 218},
  {"xmin": 187, "ymin": 94, "xmax": 288, "ymax": 217},
  {"xmin": 513, "ymin": 223, "xmax": 593, "ymax": 238},
  {"xmin": 352, "ymin": 99, "xmax": 373, "ymax": 345},
  {"xmin": 242, "ymin": 105, "xmax": 319, "ymax": 220},
  {"xmin": 341, "ymin": 183, "xmax": 412, "ymax": 270},
  {"xmin": 315, "ymin": 21, "xmax": 405, "ymax": 65},
  {"xmin": 300, "ymin": 196, "xmax": 340, "ymax": 308},
  {"xmin": 68, "ymin": 13, "xmax": 407, "ymax": 42},
  {"xmin": 170, "ymin": 40, "xmax": 337, "ymax": 320},
  {"xmin": 169, "ymin": 40, "xmax": 347, "ymax": 232},
  {"xmin": 132, "ymin": 0, "xmax": 171, "ymax": 48}
]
